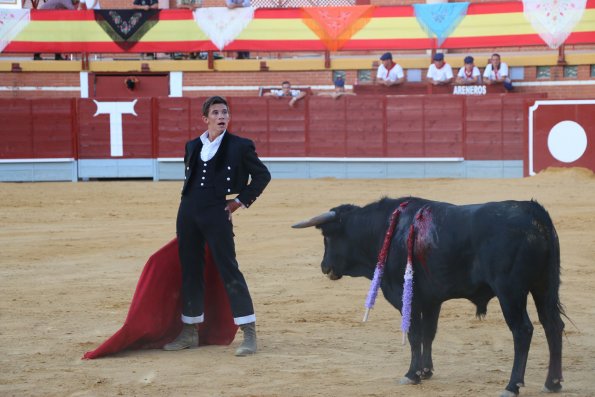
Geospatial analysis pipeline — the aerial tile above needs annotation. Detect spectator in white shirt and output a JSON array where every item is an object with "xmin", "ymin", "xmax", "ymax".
[
  {"xmin": 456, "ymin": 56, "xmax": 481, "ymax": 85},
  {"xmin": 375, "ymin": 52, "xmax": 405, "ymax": 86},
  {"xmin": 426, "ymin": 53, "xmax": 453, "ymax": 86},
  {"xmin": 264, "ymin": 81, "xmax": 307, "ymax": 108},
  {"xmin": 483, "ymin": 53, "xmax": 513, "ymax": 91}
]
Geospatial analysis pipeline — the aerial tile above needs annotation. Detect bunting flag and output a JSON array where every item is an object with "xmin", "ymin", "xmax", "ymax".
[
  {"xmin": 194, "ymin": 6, "xmax": 255, "ymax": 51},
  {"xmin": 95, "ymin": 10, "xmax": 160, "ymax": 50},
  {"xmin": 413, "ymin": 2, "xmax": 469, "ymax": 47},
  {"xmin": 0, "ymin": 9, "xmax": 30, "ymax": 53},
  {"xmin": 2, "ymin": 4, "xmax": 595, "ymax": 54},
  {"xmin": 301, "ymin": 5, "xmax": 375, "ymax": 52},
  {"xmin": 522, "ymin": 0, "xmax": 588, "ymax": 49}
]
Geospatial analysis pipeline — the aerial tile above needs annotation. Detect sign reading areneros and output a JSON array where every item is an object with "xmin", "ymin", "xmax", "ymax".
[{"xmin": 452, "ymin": 85, "xmax": 487, "ymax": 95}]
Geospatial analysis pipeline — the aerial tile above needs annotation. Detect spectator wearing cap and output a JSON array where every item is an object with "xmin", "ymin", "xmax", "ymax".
[
  {"xmin": 376, "ymin": 52, "xmax": 405, "ymax": 86},
  {"xmin": 426, "ymin": 52, "xmax": 454, "ymax": 86},
  {"xmin": 455, "ymin": 56, "xmax": 482, "ymax": 85},
  {"xmin": 318, "ymin": 77, "xmax": 356, "ymax": 100},
  {"xmin": 483, "ymin": 53, "xmax": 513, "ymax": 91}
]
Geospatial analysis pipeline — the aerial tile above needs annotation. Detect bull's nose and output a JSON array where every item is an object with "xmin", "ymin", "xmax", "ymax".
[
  {"xmin": 328, "ymin": 272, "xmax": 341, "ymax": 280},
  {"xmin": 320, "ymin": 263, "xmax": 331, "ymax": 275}
]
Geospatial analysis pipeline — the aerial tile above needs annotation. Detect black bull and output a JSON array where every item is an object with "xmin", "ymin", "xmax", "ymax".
[{"xmin": 292, "ymin": 197, "xmax": 565, "ymax": 396}]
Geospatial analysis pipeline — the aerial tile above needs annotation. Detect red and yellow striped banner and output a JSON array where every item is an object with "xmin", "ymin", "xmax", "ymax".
[{"xmin": 4, "ymin": 2, "xmax": 595, "ymax": 53}]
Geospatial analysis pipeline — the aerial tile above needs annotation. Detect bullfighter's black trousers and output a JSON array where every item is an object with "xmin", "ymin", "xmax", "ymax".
[{"xmin": 176, "ymin": 188, "xmax": 255, "ymax": 326}]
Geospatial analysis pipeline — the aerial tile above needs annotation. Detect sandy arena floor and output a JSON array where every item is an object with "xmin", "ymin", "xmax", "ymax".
[{"xmin": 1, "ymin": 168, "xmax": 594, "ymax": 396}]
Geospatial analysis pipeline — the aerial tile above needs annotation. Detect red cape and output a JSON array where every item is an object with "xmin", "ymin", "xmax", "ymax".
[{"xmin": 83, "ymin": 238, "xmax": 238, "ymax": 359}]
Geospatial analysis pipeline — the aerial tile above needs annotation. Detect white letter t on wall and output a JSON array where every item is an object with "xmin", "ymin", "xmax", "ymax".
[{"xmin": 93, "ymin": 100, "xmax": 138, "ymax": 157}]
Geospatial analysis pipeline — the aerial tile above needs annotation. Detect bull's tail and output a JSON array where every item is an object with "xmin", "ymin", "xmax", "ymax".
[
  {"xmin": 529, "ymin": 201, "xmax": 569, "ymax": 388},
  {"xmin": 548, "ymin": 223, "xmax": 568, "ymax": 324},
  {"xmin": 530, "ymin": 201, "xmax": 567, "ymax": 327}
]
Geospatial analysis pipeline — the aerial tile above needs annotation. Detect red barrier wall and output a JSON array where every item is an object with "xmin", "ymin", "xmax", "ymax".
[
  {"xmin": 155, "ymin": 97, "xmax": 207, "ymax": 158},
  {"xmin": 78, "ymin": 98, "xmax": 154, "ymax": 158},
  {"xmin": 465, "ymin": 95, "xmax": 530, "ymax": 160},
  {"xmin": 1, "ymin": 95, "xmax": 544, "ymax": 162},
  {"xmin": 0, "ymin": 99, "xmax": 76, "ymax": 159}
]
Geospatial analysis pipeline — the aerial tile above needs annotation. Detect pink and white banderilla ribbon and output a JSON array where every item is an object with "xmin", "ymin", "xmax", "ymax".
[
  {"xmin": 363, "ymin": 202, "xmax": 408, "ymax": 322},
  {"xmin": 400, "ymin": 224, "xmax": 416, "ymax": 345}
]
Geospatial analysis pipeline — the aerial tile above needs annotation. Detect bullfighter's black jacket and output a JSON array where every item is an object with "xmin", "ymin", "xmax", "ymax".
[{"xmin": 180, "ymin": 131, "xmax": 271, "ymax": 207}]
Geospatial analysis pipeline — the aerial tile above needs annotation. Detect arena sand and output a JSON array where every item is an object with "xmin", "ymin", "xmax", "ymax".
[{"xmin": 1, "ymin": 168, "xmax": 594, "ymax": 397}]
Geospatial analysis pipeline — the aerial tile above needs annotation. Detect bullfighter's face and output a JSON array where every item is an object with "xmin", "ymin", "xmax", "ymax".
[{"xmin": 203, "ymin": 103, "xmax": 229, "ymax": 139}]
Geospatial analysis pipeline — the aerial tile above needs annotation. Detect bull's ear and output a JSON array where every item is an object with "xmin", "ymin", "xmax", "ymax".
[{"xmin": 291, "ymin": 211, "xmax": 336, "ymax": 228}]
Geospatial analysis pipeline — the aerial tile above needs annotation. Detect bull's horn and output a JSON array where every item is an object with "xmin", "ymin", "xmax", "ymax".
[{"xmin": 291, "ymin": 211, "xmax": 336, "ymax": 228}]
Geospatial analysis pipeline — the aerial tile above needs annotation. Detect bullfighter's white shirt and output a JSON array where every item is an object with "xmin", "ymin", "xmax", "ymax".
[{"xmin": 200, "ymin": 130, "xmax": 226, "ymax": 162}]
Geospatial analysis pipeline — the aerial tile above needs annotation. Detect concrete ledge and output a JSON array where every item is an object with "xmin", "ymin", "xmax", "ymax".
[
  {"xmin": 0, "ymin": 159, "xmax": 77, "ymax": 182},
  {"xmin": 156, "ymin": 158, "xmax": 522, "ymax": 180},
  {"xmin": 78, "ymin": 159, "xmax": 154, "ymax": 179},
  {"xmin": 0, "ymin": 158, "xmax": 526, "ymax": 181}
]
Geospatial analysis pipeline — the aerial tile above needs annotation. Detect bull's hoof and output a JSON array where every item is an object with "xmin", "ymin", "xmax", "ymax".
[
  {"xmin": 499, "ymin": 390, "xmax": 518, "ymax": 397},
  {"xmin": 543, "ymin": 379, "xmax": 562, "ymax": 393},
  {"xmin": 421, "ymin": 368, "xmax": 433, "ymax": 380},
  {"xmin": 398, "ymin": 376, "xmax": 420, "ymax": 385}
]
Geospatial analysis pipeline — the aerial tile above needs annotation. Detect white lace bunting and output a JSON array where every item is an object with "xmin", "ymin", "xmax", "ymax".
[
  {"xmin": 194, "ymin": 7, "xmax": 255, "ymax": 51},
  {"xmin": 523, "ymin": 0, "xmax": 587, "ymax": 49}
]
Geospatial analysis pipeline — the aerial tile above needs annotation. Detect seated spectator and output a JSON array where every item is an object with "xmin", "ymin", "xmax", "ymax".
[
  {"xmin": 318, "ymin": 77, "xmax": 355, "ymax": 100},
  {"xmin": 375, "ymin": 52, "xmax": 404, "ymax": 86},
  {"xmin": 483, "ymin": 53, "xmax": 513, "ymax": 91},
  {"xmin": 264, "ymin": 81, "xmax": 307, "ymax": 108},
  {"xmin": 33, "ymin": 0, "xmax": 80, "ymax": 60},
  {"xmin": 426, "ymin": 53, "xmax": 453, "ymax": 86},
  {"xmin": 455, "ymin": 56, "xmax": 482, "ymax": 85}
]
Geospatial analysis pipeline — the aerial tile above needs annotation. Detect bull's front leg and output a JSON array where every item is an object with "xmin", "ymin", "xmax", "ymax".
[{"xmin": 400, "ymin": 309, "xmax": 423, "ymax": 385}]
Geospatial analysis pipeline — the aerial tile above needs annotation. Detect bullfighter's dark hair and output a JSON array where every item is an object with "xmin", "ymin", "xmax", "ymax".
[{"xmin": 202, "ymin": 96, "xmax": 229, "ymax": 117}]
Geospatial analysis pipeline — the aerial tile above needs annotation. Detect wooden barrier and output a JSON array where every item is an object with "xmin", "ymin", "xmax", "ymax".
[{"xmin": 1, "ymin": 95, "xmax": 543, "ymax": 162}]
